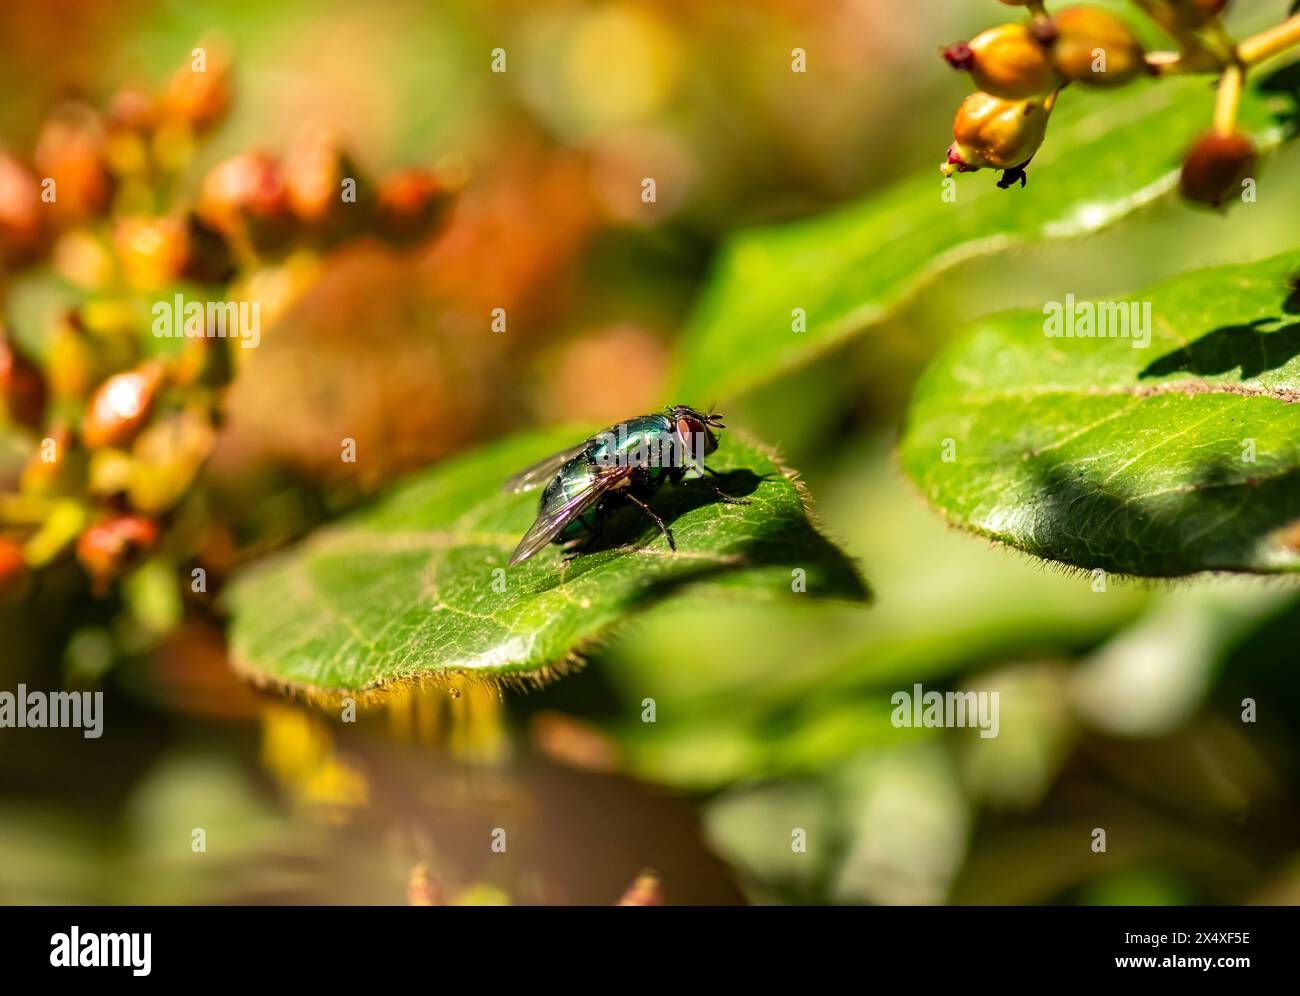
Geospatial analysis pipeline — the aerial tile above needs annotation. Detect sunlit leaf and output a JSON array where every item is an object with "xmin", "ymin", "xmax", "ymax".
[
  {"xmin": 227, "ymin": 426, "xmax": 866, "ymax": 699},
  {"xmin": 900, "ymin": 248, "xmax": 1300, "ymax": 575}
]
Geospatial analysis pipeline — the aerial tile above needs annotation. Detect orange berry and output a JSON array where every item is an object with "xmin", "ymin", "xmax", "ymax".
[
  {"xmin": 106, "ymin": 87, "xmax": 160, "ymax": 134},
  {"xmin": 113, "ymin": 213, "xmax": 231, "ymax": 289},
  {"xmin": 81, "ymin": 361, "xmax": 166, "ymax": 450},
  {"xmin": 113, "ymin": 216, "xmax": 190, "ymax": 290},
  {"xmin": 34, "ymin": 103, "xmax": 115, "ymax": 226},
  {"xmin": 944, "ymin": 24, "xmax": 1059, "ymax": 100},
  {"xmin": 944, "ymin": 91, "xmax": 1052, "ymax": 175},
  {"xmin": 0, "ymin": 537, "xmax": 27, "ymax": 595},
  {"xmin": 0, "ymin": 334, "xmax": 47, "ymax": 429},
  {"xmin": 198, "ymin": 152, "xmax": 296, "ymax": 253},
  {"xmin": 76, "ymin": 514, "xmax": 160, "ymax": 591},
  {"xmin": 161, "ymin": 47, "xmax": 232, "ymax": 132},
  {"xmin": 0, "ymin": 151, "xmax": 47, "ymax": 266},
  {"xmin": 284, "ymin": 131, "xmax": 372, "ymax": 244},
  {"xmin": 1047, "ymin": 6, "xmax": 1147, "ymax": 88},
  {"xmin": 373, "ymin": 169, "xmax": 453, "ymax": 246}
]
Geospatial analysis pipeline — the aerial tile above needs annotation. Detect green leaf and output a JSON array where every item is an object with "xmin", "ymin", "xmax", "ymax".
[
  {"xmin": 899, "ymin": 248, "xmax": 1300, "ymax": 576},
  {"xmin": 596, "ymin": 437, "xmax": 1147, "ymax": 790},
  {"xmin": 674, "ymin": 62, "xmax": 1300, "ymax": 403},
  {"xmin": 226, "ymin": 426, "xmax": 866, "ymax": 699}
]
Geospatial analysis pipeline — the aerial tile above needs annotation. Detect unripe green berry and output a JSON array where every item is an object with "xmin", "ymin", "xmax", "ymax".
[
  {"xmin": 1048, "ymin": 6, "xmax": 1147, "ymax": 88},
  {"xmin": 944, "ymin": 24, "xmax": 1060, "ymax": 100}
]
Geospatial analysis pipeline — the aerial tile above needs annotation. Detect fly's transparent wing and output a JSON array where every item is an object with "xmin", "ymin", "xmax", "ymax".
[
  {"xmin": 501, "ymin": 442, "xmax": 591, "ymax": 494},
  {"xmin": 508, "ymin": 467, "xmax": 629, "ymax": 566}
]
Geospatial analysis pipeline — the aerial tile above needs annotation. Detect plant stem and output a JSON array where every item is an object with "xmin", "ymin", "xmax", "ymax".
[
  {"xmin": 1214, "ymin": 62, "xmax": 1244, "ymax": 135},
  {"xmin": 1145, "ymin": 48, "xmax": 1224, "ymax": 76},
  {"xmin": 1239, "ymin": 14, "xmax": 1300, "ymax": 68}
]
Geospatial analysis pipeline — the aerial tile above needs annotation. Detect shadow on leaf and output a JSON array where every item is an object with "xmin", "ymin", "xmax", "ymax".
[
  {"xmin": 1139, "ymin": 317, "xmax": 1300, "ymax": 380},
  {"xmin": 522, "ymin": 468, "xmax": 870, "ymax": 601},
  {"xmin": 1017, "ymin": 451, "xmax": 1300, "ymax": 576}
]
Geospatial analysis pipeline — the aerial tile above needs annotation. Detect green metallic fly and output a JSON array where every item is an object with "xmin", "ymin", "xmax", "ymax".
[{"xmin": 504, "ymin": 405, "xmax": 751, "ymax": 566}]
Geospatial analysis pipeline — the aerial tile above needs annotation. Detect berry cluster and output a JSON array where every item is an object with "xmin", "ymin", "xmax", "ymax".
[
  {"xmin": 0, "ymin": 46, "xmax": 456, "ymax": 595},
  {"xmin": 940, "ymin": 1, "xmax": 1297, "ymax": 206}
]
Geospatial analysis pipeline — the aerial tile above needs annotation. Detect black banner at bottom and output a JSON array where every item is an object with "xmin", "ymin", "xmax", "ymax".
[{"xmin": 0, "ymin": 904, "xmax": 1285, "ymax": 982}]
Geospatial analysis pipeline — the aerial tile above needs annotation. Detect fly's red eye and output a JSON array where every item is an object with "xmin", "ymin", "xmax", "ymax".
[{"xmin": 676, "ymin": 417, "xmax": 694, "ymax": 438}]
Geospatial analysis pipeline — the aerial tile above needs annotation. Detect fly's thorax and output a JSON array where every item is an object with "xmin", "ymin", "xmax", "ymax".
[
  {"xmin": 586, "ymin": 411, "xmax": 714, "ymax": 475},
  {"xmin": 589, "ymin": 415, "xmax": 681, "ymax": 472}
]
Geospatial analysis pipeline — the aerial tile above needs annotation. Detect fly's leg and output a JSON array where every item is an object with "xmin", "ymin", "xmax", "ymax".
[
  {"xmin": 701, "ymin": 466, "xmax": 751, "ymax": 505},
  {"xmin": 625, "ymin": 493, "xmax": 677, "ymax": 552},
  {"xmin": 560, "ymin": 537, "xmax": 588, "ymax": 562}
]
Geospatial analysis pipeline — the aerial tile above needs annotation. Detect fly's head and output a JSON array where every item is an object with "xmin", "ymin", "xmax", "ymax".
[{"xmin": 668, "ymin": 404, "xmax": 724, "ymax": 465}]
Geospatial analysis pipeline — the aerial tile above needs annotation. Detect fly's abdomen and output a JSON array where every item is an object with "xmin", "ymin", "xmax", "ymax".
[{"xmin": 540, "ymin": 455, "xmax": 602, "ymax": 542}]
